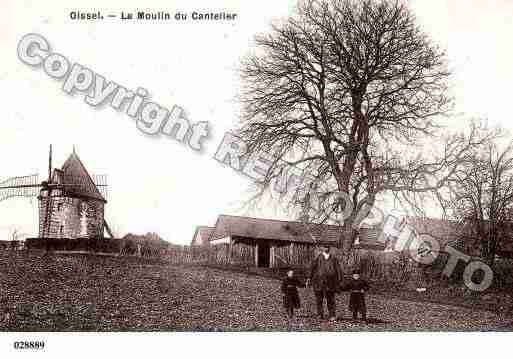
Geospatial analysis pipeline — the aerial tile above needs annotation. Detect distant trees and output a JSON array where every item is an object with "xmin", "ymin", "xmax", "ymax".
[
  {"xmin": 442, "ymin": 141, "xmax": 513, "ymax": 264},
  {"xmin": 121, "ymin": 232, "xmax": 168, "ymax": 257},
  {"xmin": 237, "ymin": 0, "xmax": 492, "ymax": 254}
]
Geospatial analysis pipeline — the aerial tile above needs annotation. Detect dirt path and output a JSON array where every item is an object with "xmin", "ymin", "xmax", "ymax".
[
  {"xmin": 0, "ymin": 253, "xmax": 510, "ymax": 331},
  {"xmin": 168, "ymin": 266, "xmax": 512, "ymax": 331}
]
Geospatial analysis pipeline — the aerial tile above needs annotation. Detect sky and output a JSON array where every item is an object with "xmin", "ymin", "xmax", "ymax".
[{"xmin": 0, "ymin": 0, "xmax": 512, "ymax": 244}]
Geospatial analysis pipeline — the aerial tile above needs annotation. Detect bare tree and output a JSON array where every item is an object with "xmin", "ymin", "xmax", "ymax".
[
  {"xmin": 237, "ymin": 0, "xmax": 494, "ymax": 254},
  {"xmin": 442, "ymin": 141, "xmax": 513, "ymax": 264}
]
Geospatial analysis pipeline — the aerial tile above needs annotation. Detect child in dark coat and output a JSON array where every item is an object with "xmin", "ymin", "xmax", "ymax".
[
  {"xmin": 281, "ymin": 269, "xmax": 304, "ymax": 318},
  {"xmin": 343, "ymin": 269, "xmax": 370, "ymax": 321}
]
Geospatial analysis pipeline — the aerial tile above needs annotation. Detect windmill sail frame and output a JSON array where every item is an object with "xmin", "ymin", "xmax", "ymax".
[
  {"xmin": 0, "ymin": 173, "xmax": 109, "ymax": 202},
  {"xmin": 0, "ymin": 174, "xmax": 40, "ymax": 201}
]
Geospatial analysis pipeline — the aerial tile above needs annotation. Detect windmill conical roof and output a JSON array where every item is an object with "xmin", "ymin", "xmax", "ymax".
[{"xmin": 60, "ymin": 151, "xmax": 106, "ymax": 202}]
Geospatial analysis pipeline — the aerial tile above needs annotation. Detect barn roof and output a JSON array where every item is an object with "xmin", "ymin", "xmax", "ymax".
[
  {"xmin": 208, "ymin": 214, "xmax": 382, "ymax": 248},
  {"xmin": 203, "ymin": 214, "xmax": 513, "ymax": 255},
  {"xmin": 403, "ymin": 216, "xmax": 464, "ymax": 247},
  {"xmin": 381, "ymin": 216, "xmax": 467, "ymax": 253},
  {"xmin": 385, "ymin": 216, "xmax": 513, "ymax": 255},
  {"xmin": 59, "ymin": 151, "xmax": 106, "ymax": 202}
]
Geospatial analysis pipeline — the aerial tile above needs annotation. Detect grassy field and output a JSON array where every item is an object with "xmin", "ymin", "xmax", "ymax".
[{"xmin": 0, "ymin": 251, "xmax": 511, "ymax": 331}]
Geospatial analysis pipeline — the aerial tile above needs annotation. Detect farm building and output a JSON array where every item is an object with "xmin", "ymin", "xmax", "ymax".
[
  {"xmin": 195, "ymin": 215, "xmax": 382, "ymax": 268},
  {"xmin": 383, "ymin": 216, "xmax": 513, "ymax": 259},
  {"xmin": 196, "ymin": 213, "xmax": 513, "ymax": 269},
  {"xmin": 37, "ymin": 150, "xmax": 107, "ymax": 239},
  {"xmin": 191, "ymin": 226, "xmax": 215, "ymax": 246}
]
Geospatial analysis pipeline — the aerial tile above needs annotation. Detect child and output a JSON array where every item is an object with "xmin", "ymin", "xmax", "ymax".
[
  {"xmin": 344, "ymin": 269, "xmax": 370, "ymax": 321},
  {"xmin": 281, "ymin": 269, "xmax": 304, "ymax": 319}
]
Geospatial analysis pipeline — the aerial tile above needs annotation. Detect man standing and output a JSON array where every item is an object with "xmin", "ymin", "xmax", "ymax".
[{"xmin": 307, "ymin": 245, "xmax": 342, "ymax": 321}]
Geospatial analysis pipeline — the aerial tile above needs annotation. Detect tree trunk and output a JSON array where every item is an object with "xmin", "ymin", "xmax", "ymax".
[{"xmin": 339, "ymin": 225, "xmax": 358, "ymax": 269}]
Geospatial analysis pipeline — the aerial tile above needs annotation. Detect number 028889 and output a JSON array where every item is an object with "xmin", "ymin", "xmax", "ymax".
[{"xmin": 13, "ymin": 341, "xmax": 45, "ymax": 350}]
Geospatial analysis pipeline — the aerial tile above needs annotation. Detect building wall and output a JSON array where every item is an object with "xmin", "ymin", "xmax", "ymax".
[
  {"xmin": 273, "ymin": 242, "xmax": 291, "ymax": 267},
  {"xmin": 274, "ymin": 242, "xmax": 316, "ymax": 268},
  {"xmin": 227, "ymin": 236, "xmax": 317, "ymax": 268},
  {"xmin": 207, "ymin": 235, "xmax": 326, "ymax": 269},
  {"xmin": 210, "ymin": 243, "xmax": 231, "ymax": 264},
  {"xmin": 38, "ymin": 194, "xmax": 104, "ymax": 239},
  {"xmin": 231, "ymin": 237, "xmax": 256, "ymax": 265}
]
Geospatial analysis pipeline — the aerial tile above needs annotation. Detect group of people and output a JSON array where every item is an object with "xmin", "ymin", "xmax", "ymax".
[{"xmin": 280, "ymin": 245, "xmax": 369, "ymax": 322}]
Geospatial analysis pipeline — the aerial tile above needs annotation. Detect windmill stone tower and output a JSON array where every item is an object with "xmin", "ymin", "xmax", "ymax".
[{"xmin": 38, "ymin": 149, "xmax": 107, "ymax": 239}]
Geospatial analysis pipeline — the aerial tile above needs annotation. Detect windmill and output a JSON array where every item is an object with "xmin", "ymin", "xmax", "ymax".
[{"xmin": 0, "ymin": 145, "xmax": 114, "ymax": 239}]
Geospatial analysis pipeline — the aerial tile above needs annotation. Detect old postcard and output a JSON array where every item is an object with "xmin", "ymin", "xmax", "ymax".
[{"xmin": 0, "ymin": 0, "xmax": 512, "ymax": 357}]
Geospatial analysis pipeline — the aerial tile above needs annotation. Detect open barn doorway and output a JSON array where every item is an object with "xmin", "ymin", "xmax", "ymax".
[{"xmin": 257, "ymin": 242, "xmax": 270, "ymax": 268}]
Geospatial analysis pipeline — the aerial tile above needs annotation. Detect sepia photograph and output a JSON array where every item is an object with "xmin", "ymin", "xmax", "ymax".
[{"xmin": 0, "ymin": 0, "xmax": 512, "ymax": 357}]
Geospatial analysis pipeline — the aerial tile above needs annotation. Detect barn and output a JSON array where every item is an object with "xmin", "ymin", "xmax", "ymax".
[
  {"xmin": 191, "ymin": 226, "xmax": 215, "ymax": 246},
  {"xmin": 385, "ymin": 216, "xmax": 513, "ymax": 259},
  {"xmin": 198, "ymin": 215, "xmax": 382, "ymax": 268}
]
